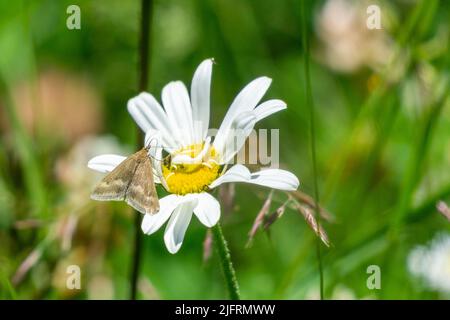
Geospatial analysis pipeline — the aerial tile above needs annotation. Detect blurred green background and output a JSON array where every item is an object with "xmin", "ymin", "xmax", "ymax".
[{"xmin": 0, "ymin": 0, "xmax": 449, "ymax": 299}]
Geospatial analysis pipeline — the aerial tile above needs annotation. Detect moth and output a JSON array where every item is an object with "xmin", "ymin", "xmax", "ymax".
[{"xmin": 91, "ymin": 147, "xmax": 160, "ymax": 215}]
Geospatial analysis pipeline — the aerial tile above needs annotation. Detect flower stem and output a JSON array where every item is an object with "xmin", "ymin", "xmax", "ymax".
[
  {"xmin": 130, "ymin": 212, "xmax": 143, "ymax": 300},
  {"xmin": 130, "ymin": 0, "xmax": 153, "ymax": 300},
  {"xmin": 212, "ymin": 223, "xmax": 241, "ymax": 300},
  {"xmin": 300, "ymin": 0, "xmax": 325, "ymax": 300}
]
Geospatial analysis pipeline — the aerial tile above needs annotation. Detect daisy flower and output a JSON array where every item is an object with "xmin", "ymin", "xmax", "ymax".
[{"xmin": 88, "ymin": 59, "xmax": 299, "ymax": 253}]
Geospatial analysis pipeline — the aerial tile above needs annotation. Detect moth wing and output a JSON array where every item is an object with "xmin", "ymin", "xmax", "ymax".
[
  {"xmin": 90, "ymin": 152, "xmax": 141, "ymax": 201},
  {"xmin": 125, "ymin": 157, "xmax": 160, "ymax": 215}
]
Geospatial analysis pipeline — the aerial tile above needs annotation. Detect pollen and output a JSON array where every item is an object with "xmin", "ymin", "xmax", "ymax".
[{"xmin": 162, "ymin": 143, "xmax": 221, "ymax": 195}]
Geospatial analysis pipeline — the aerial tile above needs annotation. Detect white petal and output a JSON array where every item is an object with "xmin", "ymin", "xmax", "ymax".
[
  {"xmin": 214, "ymin": 77, "xmax": 272, "ymax": 152},
  {"xmin": 219, "ymin": 111, "xmax": 257, "ymax": 164},
  {"xmin": 209, "ymin": 164, "xmax": 251, "ymax": 189},
  {"xmin": 193, "ymin": 193, "xmax": 221, "ymax": 227},
  {"xmin": 248, "ymin": 169, "xmax": 300, "ymax": 191},
  {"xmin": 191, "ymin": 59, "xmax": 213, "ymax": 143},
  {"xmin": 144, "ymin": 128, "xmax": 160, "ymax": 149},
  {"xmin": 141, "ymin": 194, "xmax": 181, "ymax": 235},
  {"xmin": 127, "ymin": 93, "xmax": 180, "ymax": 151},
  {"xmin": 253, "ymin": 99, "xmax": 287, "ymax": 122},
  {"xmin": 210, "ymin": 166, "xmax": 299, "ymax": 191},
  {"xmin": 87, "ymin": 154, "xmax": 126, "ymax": 173},
  {"xmin": 171, "ymin": 136, "xmax": 211, "ymax": 165},
  {"xmin": 162, "ymin": 81, "xmax": 194, "ymax": 147},
  {"xmin": 145, "ymin": 130, "xmax": 165, "ymax": 185},
  {"xmin": 164, "ymin": 197, "xmax": 198, "ymax": 254}
]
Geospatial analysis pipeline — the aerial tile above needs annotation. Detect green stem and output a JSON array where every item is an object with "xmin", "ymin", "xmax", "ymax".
[
  {"xmin": 130, "ymin": 0, "xmax": 153, "ymax": 300},
  {"xmin": 130, "ymin": 212, "xmax": 143, "ymax": 300},
  {"xmin": 212, "ymin": 223, "xmax": 240, "ymax": 300},
  {"xmin": 300, "ymin": 0, "xmax": 324, "ymax": 299}
]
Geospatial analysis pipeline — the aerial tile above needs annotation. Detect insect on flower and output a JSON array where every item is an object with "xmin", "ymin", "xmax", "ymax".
[
  {"xmin": 88, "ymin": 59, "xmax": 300, "ymax": 253},
  {"xmin": 89, "ymin": 145, "xmax": 159, "ymax": 215}
]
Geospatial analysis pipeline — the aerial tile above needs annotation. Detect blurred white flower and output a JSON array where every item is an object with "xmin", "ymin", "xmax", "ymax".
[
  {"xmin": 88, "ymin": 59, "xmax": 299, "ymax": 254},
  {"xmin": 408, "ymin": 233, "xmax": 450, "ymax": 295},
  {"xmin": 57, "ymin": 135, "xmax": 128, "ymax": 202},
  {"xmin": 305, "ymin": 284, "xmax": 374, "ymax": 300},
  {"xmin": 316, "ymin": 0, "xmax": 393, "ymax": 73}
]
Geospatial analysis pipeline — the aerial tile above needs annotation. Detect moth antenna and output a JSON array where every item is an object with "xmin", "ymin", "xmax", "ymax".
[
  {"xmin": 144, "ymin": 136, "xmax": 158, "ymax": 150},
  {"xmin": 144, "ymin": 138, "xmax": 168, "ymax": 183},
  {"xmin": 152, "ymin": 167, "xmax": 165, "ymax": 183},
  {"xmin": 148, "ymin": 151, "xmax": 166, "ymax": 162},
  {"xmin": 144, "ymin": 136, "xmax": 166, "ymax": 162},
  {"xmin": 144, "ymin": 137, "xmax": 170, "ymax": 162}
]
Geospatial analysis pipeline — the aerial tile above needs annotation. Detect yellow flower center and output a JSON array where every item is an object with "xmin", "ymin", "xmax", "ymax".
[{"xmin": 162, "ymin": 143, "xmax": 221, "ymax": 195}]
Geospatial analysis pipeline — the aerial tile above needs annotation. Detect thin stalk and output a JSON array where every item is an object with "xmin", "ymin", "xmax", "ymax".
[
  {"xmin": 130, "ymin": 0, "xmax": 153, "ymax": 300},
  {"xmin": 212, "ymin": 223, "xmax": 240, "ymax": 300},
  {"xmin": 300, "ymin": 0, "xmax": 324, "ymax": 300},
  {"xmin": 130, "ymin": 211, "xmax": 143, "ymax": 300}
]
